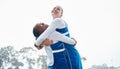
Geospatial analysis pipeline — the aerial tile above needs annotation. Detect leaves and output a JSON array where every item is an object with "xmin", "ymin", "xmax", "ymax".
[{"xmin": 0, "ymin": 46, "xmax": 47, "ymax": 69}]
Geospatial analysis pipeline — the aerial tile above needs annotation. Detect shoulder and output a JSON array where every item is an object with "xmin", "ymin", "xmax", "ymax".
[
  {"xmin": 52, "ymin": 18, "xmax": 65, "ymax": 27},
  {"xmin": 53, "ymin": 18, "xmax": 64, "ymax": 22}
]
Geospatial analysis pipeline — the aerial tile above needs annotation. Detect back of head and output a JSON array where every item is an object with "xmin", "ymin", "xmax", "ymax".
[
  {"xmin": 33, "ymin": 23, "xmax": 48, "ymax": 39},
  {"xmin": 33, "ymin": 23, "xmax": 41, "ymax": 39}
]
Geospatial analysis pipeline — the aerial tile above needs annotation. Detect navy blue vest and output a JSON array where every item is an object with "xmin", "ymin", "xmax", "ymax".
[{"xmin": 51, "ymin": 26, "xmax": 70, "ymax": 50}]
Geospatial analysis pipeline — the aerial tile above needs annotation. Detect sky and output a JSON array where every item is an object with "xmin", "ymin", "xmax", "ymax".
[{"xmin": 0, "ymin": 0, "xmax": 120, "ymax": 68}]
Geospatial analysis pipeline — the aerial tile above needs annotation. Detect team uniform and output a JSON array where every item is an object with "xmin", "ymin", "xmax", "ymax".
[{"xmin": 35, "ymin": 18, "xmax": 83, "ymax": 69}]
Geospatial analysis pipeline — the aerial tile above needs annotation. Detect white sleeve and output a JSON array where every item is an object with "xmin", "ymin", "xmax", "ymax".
[
  {"xmin": 52, "ymin": 31, "xmax": 75, "ymax": 45},
  {"xmin": 35, "ymin": 18, "xmax": 65, "ymax": 46}
]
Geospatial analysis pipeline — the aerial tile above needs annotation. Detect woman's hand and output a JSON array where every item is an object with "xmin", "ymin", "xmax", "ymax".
[
  {"xmin": 34, "ymin": 43, "xmax": 44, "ymax": 50},
  {"xmin": 42, "ymin": 38, "xmax": 53, "ymax": 46},
  {"xmin": 71, "ymin": 37, "xmax": 77, "ymax": 46},
  {"xmin": 34, "ymin": 38, "xmax": 53, "ymax": 50}
]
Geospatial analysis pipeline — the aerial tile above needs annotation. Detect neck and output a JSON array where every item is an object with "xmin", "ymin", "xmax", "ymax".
[{"xmin": 53, "ymin": 17, "xmax": 61, "ymax": 19}]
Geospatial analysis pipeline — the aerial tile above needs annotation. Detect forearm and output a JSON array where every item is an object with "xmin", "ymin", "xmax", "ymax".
[
  {"xmin": 35, "ymin": 25, "xmax": 55, "ymax": 46},
  {"xmin": 53, "ymin": 31, "xmax": 76, "ymax": 45}
]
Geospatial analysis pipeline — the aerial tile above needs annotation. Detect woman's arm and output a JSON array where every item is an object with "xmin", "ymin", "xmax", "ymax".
[
  {"xmin": 34, "ymin": 39, "xmax": 53, "ymax": 50},
  {"xmin": 35, "ymin": 18, "xmax": 65, "ymax": 46},
  {"xmin": 51, "ymin": 31, "xmax": 77, "ymax": 45}
]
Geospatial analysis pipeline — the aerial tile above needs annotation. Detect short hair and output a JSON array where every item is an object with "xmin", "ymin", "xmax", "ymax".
[
  {"xmin": 33, "ymin": 23, "xmax": 48, "ymax": 39},
  {"xmin": 33, "ymin": 25, "xmax": 41, "ymax": 39},
  {"xmin": 58, "ymin": 6, "xmax": 63, "ymax": 14}
]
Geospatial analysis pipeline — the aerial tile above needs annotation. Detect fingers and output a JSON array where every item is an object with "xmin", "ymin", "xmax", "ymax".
[
  {"xmin": 34, "ymin": 43, "xmax": 43, "ymax": 50},
  {"xmin": 34, "ymin": 38, "xmax": 53, "ymax": 50},
  {"xmin": 71, "ymin": 37, "xmax": 77, "ymax": 46},
  {"xmin": 43, "ymin": 39, "xmax": 53, "ymax": 46}
]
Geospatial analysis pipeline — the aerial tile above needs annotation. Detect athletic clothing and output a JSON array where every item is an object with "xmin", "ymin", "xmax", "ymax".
[{"xmin": 35, "ymin": 18, "xmax": 83, "ymax": 69}]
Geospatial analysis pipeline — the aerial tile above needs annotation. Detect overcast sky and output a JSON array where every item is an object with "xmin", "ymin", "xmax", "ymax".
[{"xmin": 0, "ymin": 0, "xmax": 120, "ymax": 68}]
